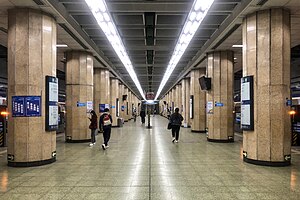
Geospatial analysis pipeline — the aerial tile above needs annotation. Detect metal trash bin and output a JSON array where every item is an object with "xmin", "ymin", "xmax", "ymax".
[{"xmin": 118, "ymin": 118, "xmax": 123, "ymax": 127}]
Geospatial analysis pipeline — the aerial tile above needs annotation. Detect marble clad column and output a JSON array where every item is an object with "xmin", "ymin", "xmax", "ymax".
[
  {"xmin": 7, "ymin": 8, "xmax": 57, "ymax": 167},
  {"xmin": 190, "ymin": 69, "xmax": 206, "ymax": 132},
  {"xmin": 127, "ymin": 90, "xmax": 131, "ymax": 120},
  {"xmin": 129, "ymin": 90, "xmax": 133, "ymax": 119},
  {"xmin": 182, "ymin": 78, "xmax": 191, "ymax": 127},
  {"xmin": 176, "ymin": 84, "xmax": 182, "ymax": 113},
  {"xmin": 169, "ymin": 90, "xmax": 172, "ymax": 112},
  {"xmin": 94, "ymin": 69, "xmax": 110, "ymax": 115},
  {"xmin": 124, "ymin": 87, "xmax": 129, "ymax": 122},
  {"xmin": 206, "ymin": 51, "xmax": 234, "ymax": 142},
  {"xmin": 119, "ymin": 83, "xmax": 126, "ymax": 120},
  {"xmin": 65, "ymin": 51, "xmax": 93, "ymax": 142},
  {"xmin": 110, "ymin": 78, "xmax": 119, "ymax": 127},
  {"xmin": 242, "ymin": 8, "xmax": 291, "ymax": 166}
]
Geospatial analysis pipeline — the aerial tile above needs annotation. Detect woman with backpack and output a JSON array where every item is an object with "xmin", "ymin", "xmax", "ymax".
[
  {"xmin": 169, "ymin": 107, "xmax": 183, "ymax": 143},
  {"xmin": 99, "ymin": 108, "xmax": 113, "ymax": 150}
]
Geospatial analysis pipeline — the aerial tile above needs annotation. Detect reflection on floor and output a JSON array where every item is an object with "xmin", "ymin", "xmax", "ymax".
[{"xmin": 0, "ymin": 116, "xmax": 300, "ymax": 200}]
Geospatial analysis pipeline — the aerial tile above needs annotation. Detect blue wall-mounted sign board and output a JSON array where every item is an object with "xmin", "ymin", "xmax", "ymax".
[
  {"xmin": 99, "ymin": 104, "xmax": 110, "ymax": 113},
  {"xmin": 77, "ymin": 102, "xmax": 86, "ymax": 107},
  {"xmin": 215, "ymin": 102, "xmax": 224, "ymax": 107},
  {"xmin": 111, "ymin": 105, "xmax": 116, "ymax": 108},
  {"xmin": 241, "ymin": 76, "xmax": 254, "ymax": 131},
  {"xmin": 46, "ymin": 76, "xmax": 58, "ymax": 131},
  {"xmin": 12, "ymin": 96, "xmax": 41, "ymax": 117}
]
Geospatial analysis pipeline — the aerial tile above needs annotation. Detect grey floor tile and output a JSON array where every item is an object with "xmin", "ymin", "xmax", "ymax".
[{"xmin": 0, "ymin": 116, "xmax": 300, "ymax": 199}]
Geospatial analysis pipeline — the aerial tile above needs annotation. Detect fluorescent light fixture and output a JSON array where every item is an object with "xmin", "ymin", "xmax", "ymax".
[
  {"xmin": 154, "ymin": 0, "xmax": 214, "ymax": 100},
  {"xmin": 56, "ymin": 44, "xmax": 68, "ymax": 48},
  {"xmin": 234, "ymin": 57, "xmax": 237, "ymax": 60},
  {"xmin": 232, "ymin": 45, "xmax": 243, "ymax": 48},
  {"xmin": 85, "ymin": 0, "xmax": 146, "ymax": 100}
]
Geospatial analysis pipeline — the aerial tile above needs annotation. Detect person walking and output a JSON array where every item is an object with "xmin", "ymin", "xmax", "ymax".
[
  {"xmin": 169, "ymin": 107, "xmax": 183, "ymax": 143},
  {"xmin": 88, "ymin": 110, "xmax": 98, "ymax": 147},
  {"xmin": 99, "ymin": 108, "xmax": 113, "ymax": 150},
  {"xmin": 140, "ymin": 109, "xmax": 146, "ymax": 124}
]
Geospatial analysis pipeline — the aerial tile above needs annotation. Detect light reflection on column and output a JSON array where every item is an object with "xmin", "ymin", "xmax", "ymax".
[{"xmin": 0, "ymin": 170, "xmax": 8, "ymax": 192}]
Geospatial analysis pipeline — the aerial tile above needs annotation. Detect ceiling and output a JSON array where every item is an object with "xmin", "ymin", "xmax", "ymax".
[{"xmin": 0, "ymin": 0, "xmax": 300, "ymax": 100}]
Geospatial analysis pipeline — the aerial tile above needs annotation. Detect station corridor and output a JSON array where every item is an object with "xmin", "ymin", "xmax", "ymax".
[{"xmin": 0, "ymin": 116, "xmax": 300, "ymax": 200}]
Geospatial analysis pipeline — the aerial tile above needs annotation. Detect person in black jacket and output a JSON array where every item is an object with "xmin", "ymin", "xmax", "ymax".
[
  {"xmin": 169, "ymin": 107, "xmax": 183, "ymax": 143},
  {"xmin": 88, "ymin": 110, "xmax": 97, "ymax": 147},
  {"xmin": 99, "ymin": 108, "xmax": 113, "ymax": 150},
  {"xmin": 140, "ymin": 110, "xmax": 146, "ymax": 124}
]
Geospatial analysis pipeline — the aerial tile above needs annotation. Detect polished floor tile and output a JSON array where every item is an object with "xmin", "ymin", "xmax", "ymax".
[{"xmin": 0, "ymin": 115, "xmax": 300, "ymax": 199}]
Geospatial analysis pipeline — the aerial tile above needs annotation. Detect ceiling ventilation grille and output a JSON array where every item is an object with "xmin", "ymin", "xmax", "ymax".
[{"xmin": 33, "ymin": 0, "xmax": 45, "ymax": 6}]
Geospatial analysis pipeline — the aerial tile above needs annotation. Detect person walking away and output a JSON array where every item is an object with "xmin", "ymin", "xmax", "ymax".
[
  {"xmin": 140, "ymin": 110, "xmax": 146, "ymax": 124},
  {"xmin": 99, "ymin": 108, "xmax": 113, "ymax": 150},
  {"xmin": 88, "ymin": 110, "xmax": 98, "ymax": 147},
  {"xmin": 169, "ymin": 108, "xmax": 183, "ymax": 143}
]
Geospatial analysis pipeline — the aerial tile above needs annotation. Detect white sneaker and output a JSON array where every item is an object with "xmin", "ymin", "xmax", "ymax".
[
  {"xmin": 175, "ymin": 140, "xmax": 178, "ymax": 143},
  {"xmin": 172, "ymin": 138, "xmax": 175, "ymax": 143},
  {"xmin": 93, "ymin": 143, "xmax": 96, "ymax": 145},
  {"xmin": 105, "ymin": 145, "xmax": 109, "ymax": 149},
  {"xmin": 89, "ymin": 143, "xmax": 93, "ymax": 147},
  {"xmin": 101, "ymin": 144, "xmax": 106, "ymax": 150}
]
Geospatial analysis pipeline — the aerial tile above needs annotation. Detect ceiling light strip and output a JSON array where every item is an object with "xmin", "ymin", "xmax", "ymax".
[
  {"xmin": 154, "ymin": 0, "xmax": 215, "ymax": 100},
  {"xmin": 85, "ymin": 0, "xmax": 145, "ymax": 100}
]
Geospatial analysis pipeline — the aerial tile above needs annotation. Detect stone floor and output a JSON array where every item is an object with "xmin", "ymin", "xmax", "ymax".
[{"xmin": 0, "ymin": 115, "xmax": 300, "ymax": 199}]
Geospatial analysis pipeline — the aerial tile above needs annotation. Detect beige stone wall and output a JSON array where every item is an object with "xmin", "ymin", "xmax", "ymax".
[
  {"xmin": 110, "ymin": 78, "xmax": 119, "ymax": 126},
  {"xmin": 190, "ymin": 69, "xmax": 206, "ymax": 132},
  {"xmin": 242, "ymin": 8, "xmax": 291, "ymax": 162},
  {"xmin": 7, "ymin": 8, "xmax": 57, "ymax": 163},
  {"xmin": 182, "ymin": 78, "xmax": 190, "ymax": 126},
  {"xmin": 119, "ymin": 83, "xmax": 126, "ymax": 120},
  {"xmin": 94, "ymin": 69, "xmax": 110, "ymax": 115},
  {"xmin": 65, "ymin": 51, "xmax": 93, "ymax": 141},
  {"xmin": 207, "ymin": 51, "xmax": 234, "ymax": 141}
]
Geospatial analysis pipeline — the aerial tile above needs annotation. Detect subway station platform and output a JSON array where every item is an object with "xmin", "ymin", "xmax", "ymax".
[{"xmin": 0, "ymin": 116, "xmax": 300, "ymax": 200}]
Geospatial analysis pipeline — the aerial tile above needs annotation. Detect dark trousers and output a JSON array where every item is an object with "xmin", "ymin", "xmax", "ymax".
[
  {"xmin": 90, "ymin": 129, "xmax": 96, "ymax": 143},
  {"xmin": 141, "ymin": 117, "xmax": 145, "ymax": 123},
  {"xmin": 172, "ymin": 125, "xmax": 181, "ymax": 140},
  {"xmin": 103, "ymin": 126, "xmax": 111, "ymax": 146}
]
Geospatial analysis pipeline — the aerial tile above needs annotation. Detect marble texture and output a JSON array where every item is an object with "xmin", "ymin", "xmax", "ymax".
[
  {"xmin": 110, "ymin": 78, "xmax": 119, "ymax": 126},
  {"xmin": 7, "ymin": 8, "xmax": 56, "ymax": 163},
  {"xmin": 242, "ymin": 8, "xmax": 291, "ymax": 162},
  {"xmin": 181, "ymin": 78, "xmax": 190, "ymax": 127},
  {"xmin": 190, "ymin": 69, "xmax": 206, "ymax": 132},
  {"xmin": 94, "ymin": 69, "xmax": 110, "ymax": 116},
  {"xmin": 206, "ymin": 51, "xmax": 234, "ymax": 141},
  {"xmin": 65, "ymin": 51, "xmax": 93, "ymax": 141}
]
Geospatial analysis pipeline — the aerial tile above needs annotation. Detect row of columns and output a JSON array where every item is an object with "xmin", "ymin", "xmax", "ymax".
[
  {"xmin": 6, "ymin": 8, "xmax": 140, "ymax": 167},
  {"xmin": 161, "ymin": 8, "xmax": 291, "ymax": 166}
]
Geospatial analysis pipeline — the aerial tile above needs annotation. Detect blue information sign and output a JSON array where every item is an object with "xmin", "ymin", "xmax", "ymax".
[
  {"xmin": 99, "ymin": 104, "xmax": 110, "ymax": 112},
  {"xmin": 12, "ymin": 96, "xmax": 41, "ymax": 117},
  {"xmin": 215, "ymin": 102, "xmax": 224, "ymax": 107},
  {"xmin": 77, "ymin": 102, "xmax": 86, "ymax": 107}
]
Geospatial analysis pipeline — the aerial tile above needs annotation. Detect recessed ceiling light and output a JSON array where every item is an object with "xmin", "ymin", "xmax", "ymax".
[
  {"xmin": 154, "ymin": 0, "xmax": 215, "ymax": 100},
  {"xmin": 85, "ymin": 0, "xmax": 145, "ymax": 100},
  {"xmin": 232, "ymin": 45, "xmax": 243, "ymax": 48},
  {"xmin": 56, "ymin": 44, "xmax": 68, "ymax": 48}
]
